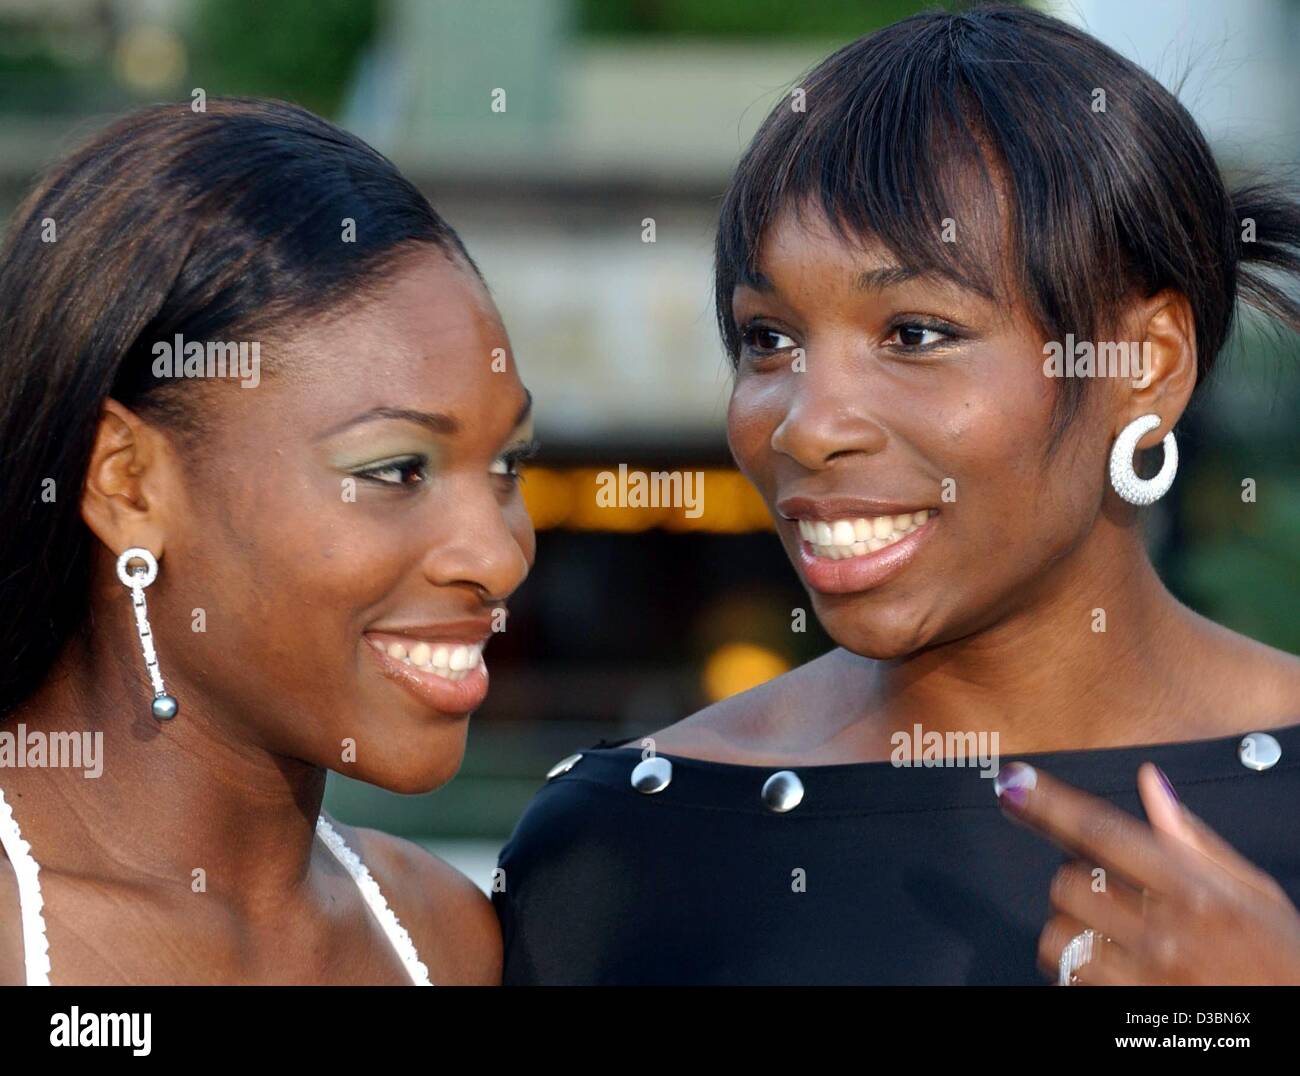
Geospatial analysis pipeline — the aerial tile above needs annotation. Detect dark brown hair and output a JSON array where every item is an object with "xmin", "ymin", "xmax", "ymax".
[
  {"xmin": 715, "ymin": 5, "xmax": 1300, "ymax": 432},
  {"xmin": 0, "ymin": 97, "xmax": 477, "ymax": 715}
]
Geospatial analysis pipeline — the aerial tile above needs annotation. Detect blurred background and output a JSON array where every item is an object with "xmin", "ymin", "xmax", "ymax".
[{"xmin": 2, "ymin": 0, "xmax": 1296, "ymax": 890}]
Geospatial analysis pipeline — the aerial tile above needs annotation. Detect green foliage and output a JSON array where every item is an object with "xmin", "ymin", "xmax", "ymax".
[
  {"xmin": 189, "ymin": 0, "xmax": 379, "ymax": 116},
  {"xmin": 577, "ymin": 0, "xmax": 988, "ymax": 38}
]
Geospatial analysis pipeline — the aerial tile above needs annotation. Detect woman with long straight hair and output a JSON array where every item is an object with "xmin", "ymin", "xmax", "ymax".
[{"xmin": 0, "ymin": 98, "xmax": 535, "ymax": 984}]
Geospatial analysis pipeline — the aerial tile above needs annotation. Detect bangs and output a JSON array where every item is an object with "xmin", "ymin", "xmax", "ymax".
[
  {"xmin": 714, "ymin": 6, "xmax": 1234, "ymax": 432},
  {"xmin": 718, "ymin": 28, "xmax": 1010, "ymax": 340}
]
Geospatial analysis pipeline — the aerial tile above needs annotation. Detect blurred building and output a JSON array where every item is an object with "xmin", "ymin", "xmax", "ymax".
[{"xmin": 1, "ymin": 0, "xmax": 1296, "ymax": 887}]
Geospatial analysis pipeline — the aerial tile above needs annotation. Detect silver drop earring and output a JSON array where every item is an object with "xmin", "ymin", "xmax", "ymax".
[
  {"xmin": 1108, "ymin": 413, "xmax": 1178, "ymax": 506},
  {"xmin": 115, "ymin": 547, "xmax": 178, "ymax": 720}
]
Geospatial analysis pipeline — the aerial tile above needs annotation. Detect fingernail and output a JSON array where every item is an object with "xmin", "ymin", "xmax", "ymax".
[
  {"xmin": 994, "ymin": 762, "xmax": 1037, "ymax": 809},
  {"xmin": 1154, "ymin": 764, "xmax": 1179, "ymax": 804}
]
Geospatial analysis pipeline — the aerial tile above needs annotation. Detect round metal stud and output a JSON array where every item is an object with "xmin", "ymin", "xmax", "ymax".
[
  {"xmin": 630, "ymin": 756, "xmax": 672, "ymax": 794},
  {"xmin": 115, "ymin": 547, "xmax": 159, "ymax": 588},
  {"xmin": 546, "ymin": 753, "xmax": 583, "ymax": 780},
  {"xmin": 761, "ymin": 770, "xmax": 804, "ymax": 813},
  {"xmin": 1238, "ymin": 732, "xmax": 1282, "ymax": 772}
]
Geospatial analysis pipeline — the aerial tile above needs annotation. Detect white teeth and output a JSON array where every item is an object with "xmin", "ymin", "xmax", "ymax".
[
  {"xmin": 374, "ymin": 638, "xmax": 483, "ymax": 681},
  {"xmin": 799, "ymin": 509, "xmax": 936, "ymax": 560}
]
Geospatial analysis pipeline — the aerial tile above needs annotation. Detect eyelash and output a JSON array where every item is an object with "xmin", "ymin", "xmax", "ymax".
[
  {"xmin": 737, "ymin": 317, "xmax": 961, "ymax": 358},
  {"xmin": 354, "ymin": 455, "xmax": 429, "ymax": 487},
  {"xmin": 353, "ymin": 440, "xmax": 539, "ymax": 489},
  {"xmin": 491, "ymin": 439, "xmax": 540, "ymax": 483}
]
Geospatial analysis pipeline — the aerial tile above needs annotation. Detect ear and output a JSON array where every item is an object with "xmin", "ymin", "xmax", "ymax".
[
  {"xmin": 1115, "ymin": 289, "xmax": 1197, "ymax": 449},
  {"xmin": 80, "ymin": 399, "xmax": 173, "ymax": 563}
]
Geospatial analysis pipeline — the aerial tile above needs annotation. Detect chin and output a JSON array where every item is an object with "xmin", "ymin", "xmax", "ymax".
[
  {"xmin": 334, "ymin": 724, "xmax": 469, "ymax": 795},
  {"xmin": 816, "ymin": 601, "xmax": 937, "ymax": 661}
]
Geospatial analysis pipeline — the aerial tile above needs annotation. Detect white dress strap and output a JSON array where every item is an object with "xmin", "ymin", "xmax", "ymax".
[
  {"xmin": 0, "ymin": 788, "xmax": 52, "ymax": 986},
  {"xmin": 316, "ymin": 816, "xmax": 433, "ymax": 986}
]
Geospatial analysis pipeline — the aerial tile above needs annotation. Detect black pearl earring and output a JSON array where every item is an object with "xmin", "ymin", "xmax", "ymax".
[{"xmin": 115, "ymin": 547, "xmax": 178, "ymax": 720}]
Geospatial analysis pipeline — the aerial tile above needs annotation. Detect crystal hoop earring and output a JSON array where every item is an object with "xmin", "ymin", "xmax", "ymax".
[
  {"xmin": 1108, "ymin": 413, "xmax": 1177, "ymax": 506},
  {"xmin": 115, "ymin": 547, "xmax": 178, "ymax": 720}
]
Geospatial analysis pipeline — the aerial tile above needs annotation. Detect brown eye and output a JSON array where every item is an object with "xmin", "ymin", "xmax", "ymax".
[{"xmin": 741, "ymin": 324, "xmax": 796, "ymax": 352}]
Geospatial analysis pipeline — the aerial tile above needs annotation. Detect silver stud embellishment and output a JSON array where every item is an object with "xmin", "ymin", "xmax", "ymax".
[
  {"xmin": 1238, "ymin": 732, "xmax": 1282, "ymax": 772},
  {"xmin": 630, "ymin": 756, "xmax": 672, "ymax": 794},
  {"xmin": 761, "ymin": 770, "xmax": 804, "ymax": 813},
  {"xmin": 546, "ymin": 753, "xmax": 583, "ymax": 780}
]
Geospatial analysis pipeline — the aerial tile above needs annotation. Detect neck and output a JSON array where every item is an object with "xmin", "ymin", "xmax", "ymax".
[
  {"xmin": 874, "ymin": 514, "xmax": 1204, "ymax": 753},
  {"xmin": 2, "ymin": 620, "xmax": 324, "ymax": 910}
]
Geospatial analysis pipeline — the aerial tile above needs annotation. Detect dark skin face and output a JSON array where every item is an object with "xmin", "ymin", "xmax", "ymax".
[
  {"xmin": 643, "ymin": 199, "xmax": 1300, "ymax": 985},
  {"xmin": 729, "ymin": 203, "xmax": 1140, "ymax": 660},
  {"xmin": 0, "ymin": 248, "xmax": 531, "ymax": 983}
]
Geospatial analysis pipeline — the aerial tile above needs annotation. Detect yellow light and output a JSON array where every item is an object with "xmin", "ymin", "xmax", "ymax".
[
  {"xmin": 701, "ymin": 642, "xmax": 790, "ymax": 703},
  {"xmin": 519, "ymin": 466, "xmax": 774, "ymax": 533}
]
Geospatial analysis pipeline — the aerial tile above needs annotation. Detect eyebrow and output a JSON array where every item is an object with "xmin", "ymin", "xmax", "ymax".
[{"xmin": 320, "ymin": 390, "xmax": 532, "ymax": 440}]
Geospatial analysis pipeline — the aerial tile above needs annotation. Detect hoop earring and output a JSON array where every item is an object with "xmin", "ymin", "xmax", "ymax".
[
  {"xmin": 115, "ymin": 547, "xmax": 178, "ymax": 720},
  {"xmin": 1108, "ymin": 414, "xmax": 1178, "ymax": 506}
]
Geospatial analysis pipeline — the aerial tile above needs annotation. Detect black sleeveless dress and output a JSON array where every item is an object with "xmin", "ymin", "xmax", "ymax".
[{"xmin": 493, "ymin": 723, "xmax": 1300, "ymax": 984}]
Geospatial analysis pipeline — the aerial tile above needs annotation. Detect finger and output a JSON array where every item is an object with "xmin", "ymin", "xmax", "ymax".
[
  {"xmin": 1049, "ymin": 859, "xmax": 1147, "ymax": 950},
  {"xmin": 1138, "ymin": 762, "xmax": 1294, "ymax": 905},
  {"xmin": 1037, "ymin": 914, "xmax": 1152, "ymax": 986},
  {"xmin": 995, "ymin": 762, "xmax": 1183, "ymax": 895}
]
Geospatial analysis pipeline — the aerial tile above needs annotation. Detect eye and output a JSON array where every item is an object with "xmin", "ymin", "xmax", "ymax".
[
  {"xmin": 490, "ymin": 439, "xmax": 540, "ymax": 481},
  {"xmin": 739, "ymin": 322, "xmax": 798, "ymax": 354},
  {"xmin": 354, "ymin": 456, "xmax": 428, "ymax": 486},
  {"xmin": 884, "ymin": 321, "xmax": 955, "ymax": 351}
]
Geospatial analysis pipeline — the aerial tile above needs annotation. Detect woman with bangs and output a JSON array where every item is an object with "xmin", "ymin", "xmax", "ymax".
[{"xmin": 496, "ymin": 6, "xmax": 1300, "ymax": 985}]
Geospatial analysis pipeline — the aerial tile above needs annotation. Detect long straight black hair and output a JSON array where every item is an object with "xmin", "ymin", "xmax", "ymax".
[
  {"xmin": 715, "ymin": 5, "xmax": 1300, "ymax": 431},
  {"xmin": 0, "ymin": 97, "xmax": 477, "ymax": 716}
]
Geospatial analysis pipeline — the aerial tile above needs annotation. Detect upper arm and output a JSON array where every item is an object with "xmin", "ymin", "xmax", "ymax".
[
  {"xmin": 0, "ymin": 855, "xmax": 27, "ymax": 985},
  {"xmin": 341, "ymin": 824, "xmax": 502, "ymax": 986}
]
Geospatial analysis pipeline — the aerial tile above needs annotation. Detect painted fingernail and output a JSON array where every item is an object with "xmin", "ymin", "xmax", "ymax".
[
  {"xmin": 1154, "ymin": 764, "xmax": 1179, "ymax": 804},
  {"xmin": 994, "ymin": 762, "xmax": 1037, "ymax": 809}
]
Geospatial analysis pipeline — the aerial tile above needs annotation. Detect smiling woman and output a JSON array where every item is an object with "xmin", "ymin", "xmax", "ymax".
[
  {"xmin": 495, "ymin": 5, "xmax": 1300, "ymax": 985},
  {"xmin": 0, "ymin": 98, "xmax": 532, "ymax": 984}
]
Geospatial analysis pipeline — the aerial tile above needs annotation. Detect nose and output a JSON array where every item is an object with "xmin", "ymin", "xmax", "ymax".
[
  {"xmin": 769, "ymin": 355, "xmax": 888, "ymax": 470},
  {"xmin": 419, "ymin": 481, "xmax": 531, "ymax": 602}
]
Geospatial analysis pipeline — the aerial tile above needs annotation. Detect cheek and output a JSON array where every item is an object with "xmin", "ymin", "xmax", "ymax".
[{"xmin": 726, "ymin": 376, "xmax": 780, "ymax": 479}]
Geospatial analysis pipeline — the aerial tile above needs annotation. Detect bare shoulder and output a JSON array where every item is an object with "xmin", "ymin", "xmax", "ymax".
[
  {"xmin": 0, "ymin": 849, "xmax": 25, "ymax": 985},
  {"xmin": 643, "ymin": 648, "xmax": 871, "ymax": 763},
  {"xmin": 329, "ymin": 820, "xmax": 501, "ymax": 986},
  {"xmin": 1190, "ymin": 613, "xmax": 1300, "ymax": 732}
]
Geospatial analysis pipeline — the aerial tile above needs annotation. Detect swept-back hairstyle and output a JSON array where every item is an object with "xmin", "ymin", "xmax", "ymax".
[
  {"xmin": 0, "ymin": 97, "xmax": 477, "ymax": 716},
  {"xmin": 715, "ymin": 4, "xmax": 1300, "ymax": 428}
]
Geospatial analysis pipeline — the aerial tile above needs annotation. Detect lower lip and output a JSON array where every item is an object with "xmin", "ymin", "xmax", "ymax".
[
  {"xmin": 365, "ymin": 642, "xmax": 490, "ymax": 715},
  {"xmin": 794, "ymin": 515, "xmax": 938, "ymax": 595}
]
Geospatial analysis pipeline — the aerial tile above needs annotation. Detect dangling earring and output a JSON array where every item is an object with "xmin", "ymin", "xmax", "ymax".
[
  {"xmin": 1108, "ymin": 413, "xmax": 1178, "ymax": 506},
  {"xmin": 115, "ymin": 547, "xmax": 178, "ymax": 720}
]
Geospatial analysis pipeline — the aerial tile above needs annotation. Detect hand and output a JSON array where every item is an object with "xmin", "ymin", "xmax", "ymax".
[{"xmin": 994, "ymin": 760, "xmax": 1300, "ymax": 984}]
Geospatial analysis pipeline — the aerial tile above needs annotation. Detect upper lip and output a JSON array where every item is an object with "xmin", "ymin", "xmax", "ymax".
[
  {"xmin": 776, "ymin": 494, "xmax": 935, "ymax": 521},
  {"xmin": 364, "ymin": 618, "xmax": 497, "ymax": 645}
]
